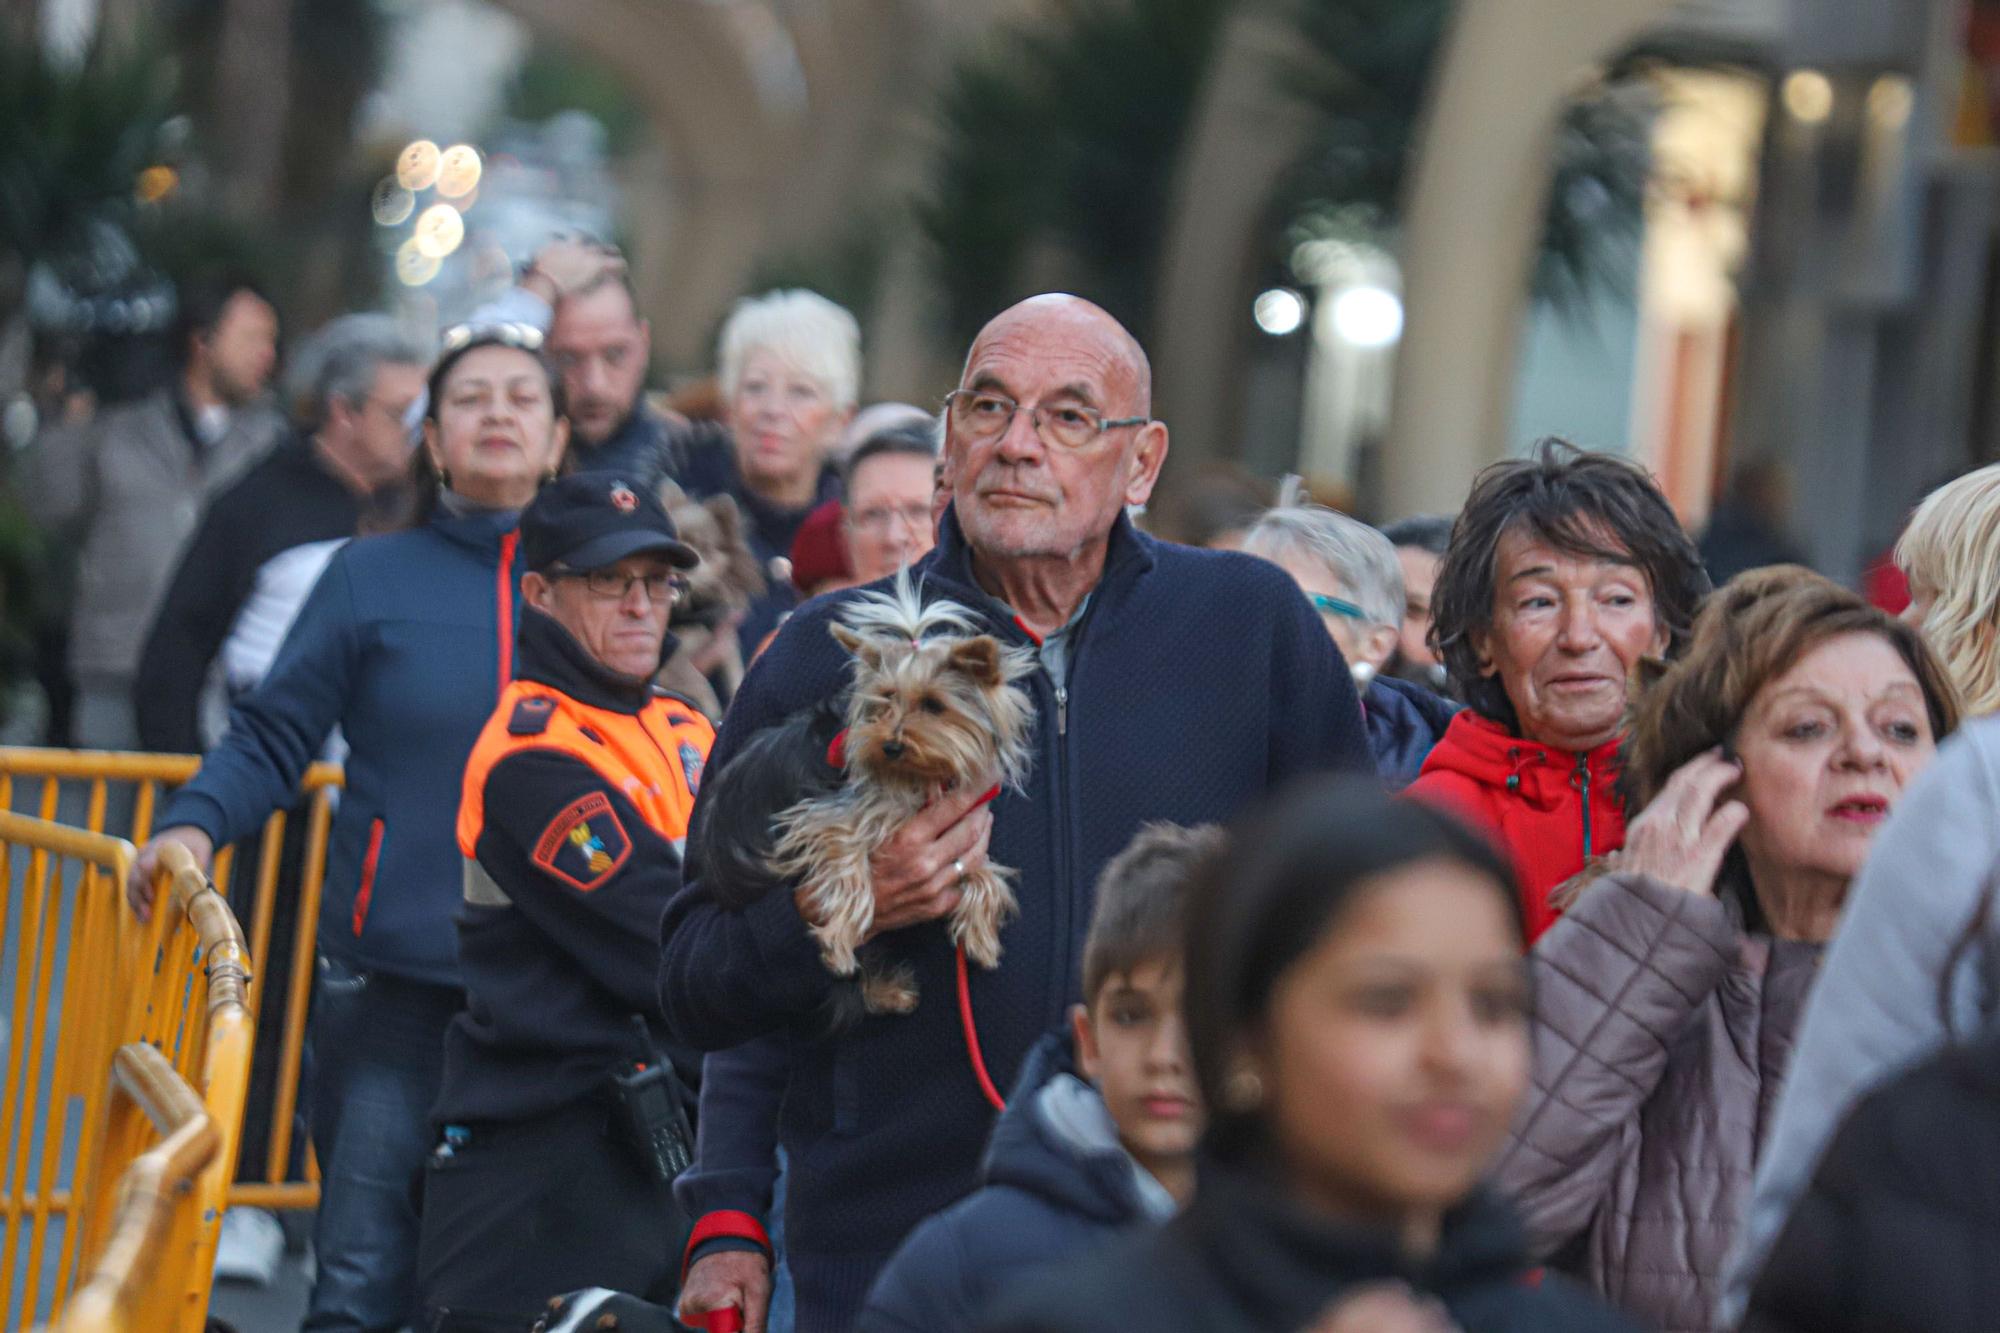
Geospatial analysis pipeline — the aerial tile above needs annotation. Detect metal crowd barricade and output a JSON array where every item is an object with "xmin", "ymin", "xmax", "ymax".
[
  {"xmin": 1, "ymin": 819, "xmax": 252, "ymax": 1332},
  {"xmin": 0, "ymin": 748, "xmax": 341, "ymax": 1214}
]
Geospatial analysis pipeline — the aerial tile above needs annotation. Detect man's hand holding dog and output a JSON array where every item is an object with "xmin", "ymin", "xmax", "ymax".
[{"xmin": 795, "ymin": 784, "xmax": 993, "ymax": 937}]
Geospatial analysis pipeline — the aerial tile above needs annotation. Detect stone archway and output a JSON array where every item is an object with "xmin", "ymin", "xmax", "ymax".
[{"xmin": 1382, "ymin": 0, "xmax": 1680, "ymax": 515}]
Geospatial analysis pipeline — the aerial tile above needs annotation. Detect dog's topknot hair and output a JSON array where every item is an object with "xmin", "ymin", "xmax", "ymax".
[{"xmin": 836, "ymin": 566, "xmax": 979, "ymax": 644}]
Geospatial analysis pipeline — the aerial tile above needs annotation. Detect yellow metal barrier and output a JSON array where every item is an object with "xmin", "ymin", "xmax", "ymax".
[
  {"xmin": 0, "ymin": 748, "xmax": 339, "ymax": 1213},
  {"xmin": 54, "ymin": 1046, "xmax": 217, "ymax": 1333},
  {"xmin": 2, "ymin": 818, "xmax": 253, "ymax": 1332}
]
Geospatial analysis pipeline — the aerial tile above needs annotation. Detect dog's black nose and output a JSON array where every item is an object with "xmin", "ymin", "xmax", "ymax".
[{"xmin": 881, "ymin": 740, "xmax": 905, "ymax": 760}]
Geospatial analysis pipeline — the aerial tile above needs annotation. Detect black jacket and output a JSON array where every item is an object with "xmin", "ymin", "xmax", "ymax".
[
  {"xmin": 1745, "ymin": 1028, "xmax": 2000, "ymax": 1333},
  {"xmin": 981, "ymin": 1161, "xmax": 1641, "ymax": 1333},
  {"xmin": 1365, "ymin": 674, "xmax": 1458, "ymax": 791},
  {"xmin": 568, "ymin": 401, "xmax": 682, "ymax": 494},
  {"xmin": 857, "ymin": 1032, "xmax": 1174, "ymax": 1332},
  {"xmin": 658, "ymin": 507, "xmax": 1371, "ymax": 1329},
  {"xmin": 438, "ymin": 609, "xmax": 714, "ymax": 1125},
  {"xmin": 136, "ymin": 434, "xmax": 380, "ymax": 753}
]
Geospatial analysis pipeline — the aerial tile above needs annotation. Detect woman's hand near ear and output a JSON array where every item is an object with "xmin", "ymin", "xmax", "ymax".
[{"xmin": 1617, "ymin": 748, "xmax": 1750, "ymax": 897}]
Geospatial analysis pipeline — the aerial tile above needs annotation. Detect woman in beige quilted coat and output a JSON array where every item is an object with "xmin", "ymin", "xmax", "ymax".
[{"xmin": 1491, "ymin": 567, "xmax": 1958, "ymax": 1333}]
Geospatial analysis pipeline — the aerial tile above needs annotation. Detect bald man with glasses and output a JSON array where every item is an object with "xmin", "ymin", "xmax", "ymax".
[{"xmin": 663, "ymin": 294, "xmax": 1373, "ymax": 1333}]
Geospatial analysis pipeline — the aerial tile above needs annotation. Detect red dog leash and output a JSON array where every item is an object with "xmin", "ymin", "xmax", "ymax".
[
  {"xmin": 957, "ymin": 943, "xmax": 1006, "ymax": 1111},
  {"xmin": 957, "ymin": 783, "xmax": 1008, "ymax": 1111}
]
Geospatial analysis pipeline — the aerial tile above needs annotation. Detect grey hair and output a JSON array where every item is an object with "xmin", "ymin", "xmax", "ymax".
[
  {"xmin": 287, "ymin": 313, "xmax": 428, "ymax": 429},
  {"xmin": 1241, "ymin": 477, "xmax": 1404, "ymax": 629}
]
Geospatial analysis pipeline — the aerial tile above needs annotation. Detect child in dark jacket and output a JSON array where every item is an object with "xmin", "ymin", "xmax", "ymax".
[{"xmin": 855, "ymin": 822, "xmax": 1222, "ymax": 1333}]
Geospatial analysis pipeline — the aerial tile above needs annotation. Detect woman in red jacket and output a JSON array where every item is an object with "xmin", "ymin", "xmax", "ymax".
[{"xmin": 1407, "ymin": 440, "xmax": 1709, "ymax": 939}]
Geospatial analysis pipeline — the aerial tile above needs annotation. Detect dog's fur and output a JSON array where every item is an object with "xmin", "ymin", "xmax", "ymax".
[
  {"xmin": 656, "ymin": 481, "xmax": 766, "ymax": 717},
  {"xmin": 690, "ymin": 572, "xmax": 1035, "ymax": 1020}
]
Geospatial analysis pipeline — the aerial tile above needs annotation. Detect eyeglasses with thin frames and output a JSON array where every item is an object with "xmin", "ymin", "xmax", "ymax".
[
  {"xmin": 943, "ymin": 389, "xmax": 1150, "ymax": 451},
  {"xmin": 556, "ymin": 570, "xmax": 689, "ymax": 603}
]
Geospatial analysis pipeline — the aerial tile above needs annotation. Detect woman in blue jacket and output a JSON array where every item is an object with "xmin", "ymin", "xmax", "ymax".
[{"xmin": 126, "ymin": 323, "xmax": 570, "ymax": 1333}]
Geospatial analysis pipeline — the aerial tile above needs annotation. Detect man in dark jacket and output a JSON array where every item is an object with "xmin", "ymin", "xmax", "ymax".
[
  {"xmin": 136, "ymin": 314, "xmax": 424, "ymax": 753},
  {"xmin": 479, "ymin": 240, "xmax": 681, "ymax": 490},
  {"xmin": 416, "ymin": 474, "xmax": 713, "ymax": 1330},
  {"xmin": 663, "ymin": 294, "xmax": 1373, "ymax": 1333}
]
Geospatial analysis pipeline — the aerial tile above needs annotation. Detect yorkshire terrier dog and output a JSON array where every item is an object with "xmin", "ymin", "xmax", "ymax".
[{"xmin": 690, "ymin": 573, "xmax": 1035, "ymax": 1019}]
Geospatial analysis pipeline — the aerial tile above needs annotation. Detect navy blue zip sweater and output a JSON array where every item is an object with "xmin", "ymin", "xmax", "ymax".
[
  {"xmin": 657, "ymin": 507, "xmax": 1370, "ymax": 1329},
  {"xmin": 159, "ymin": 507, "xmax": 524, "ymax": 987}
]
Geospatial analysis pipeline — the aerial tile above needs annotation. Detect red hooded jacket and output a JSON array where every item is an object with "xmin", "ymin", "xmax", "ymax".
[{"xmin": 1405, "ymin": 710, "xmax": 1626, "ymax": 941}]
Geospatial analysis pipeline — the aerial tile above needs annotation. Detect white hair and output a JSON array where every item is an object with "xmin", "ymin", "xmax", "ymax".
[
  {"xmin": 1241, "ymin": 477, "xmax": 1404, "ymax": 630},
  {"xmin": 717, "ymin": 288, "xmax": 862, "ymax": 411}
]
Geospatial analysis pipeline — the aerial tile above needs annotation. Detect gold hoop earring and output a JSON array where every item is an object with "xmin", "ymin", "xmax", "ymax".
[{"xmin": 1224, "ymin": 1064, "xmax": 1265, "ymax": 1112}]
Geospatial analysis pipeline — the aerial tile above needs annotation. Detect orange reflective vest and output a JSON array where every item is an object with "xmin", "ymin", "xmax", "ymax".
[{"xmin": 458, "ymin": 677, "xmax": 716, "ymax": 862}]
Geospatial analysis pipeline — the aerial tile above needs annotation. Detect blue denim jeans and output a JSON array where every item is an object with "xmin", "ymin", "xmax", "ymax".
[{"xmin": 303, "ymin": 956, "xmax": 462, "ymax": 1332}]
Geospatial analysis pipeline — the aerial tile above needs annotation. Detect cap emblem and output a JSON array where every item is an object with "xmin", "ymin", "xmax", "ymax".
[{"xmin": 609, "ymin": 481, "xmax": 638, "ymax": 513}]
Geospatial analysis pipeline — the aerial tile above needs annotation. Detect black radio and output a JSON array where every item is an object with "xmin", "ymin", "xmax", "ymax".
[{"xmin": 611, "ymin": 1016, "xmax": 695, "ymax": 1186}]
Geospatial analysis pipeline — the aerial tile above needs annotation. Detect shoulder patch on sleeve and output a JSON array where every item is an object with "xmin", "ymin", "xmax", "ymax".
[
  {"xmin": 531, "ymin": 790, "xmax": 631, "ymax": 891},
  {"xmin": 508, "ymin": 696, "xmax": 556, "ymax": 735}
]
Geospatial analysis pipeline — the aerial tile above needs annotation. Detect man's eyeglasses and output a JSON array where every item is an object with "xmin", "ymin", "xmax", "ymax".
[
  {"xmin": 440, "ymin": 321, "xmax": 545, "ymax": 354},
  {"xmin": 557, "ymin": 569, "xmax": 690, "ymax": 603},
  {"xmin": 847, "ymin": 502, "xmax": 932, "ymax": 534},
  {"xmin": 1310, "ymin": 593, "xmax": 1368, "ymax": 621},
  {"xmin": 943, "ymin": 389, "xmax": 1149, "ymax": 451}
]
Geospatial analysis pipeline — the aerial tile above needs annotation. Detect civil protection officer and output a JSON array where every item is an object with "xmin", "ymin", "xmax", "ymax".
[{"xmin": 415, "ymin": 472, "xmax": 716, "ymax": 1331}]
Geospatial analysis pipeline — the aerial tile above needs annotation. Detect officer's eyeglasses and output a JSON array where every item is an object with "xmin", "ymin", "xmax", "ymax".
[
  {"xmin": 943, "ymin": 389, "xmax": 1149, "ymax": 451},
  {"xmin": 559, "ymin": 570, "xmax": 689, "ymax": 603}
]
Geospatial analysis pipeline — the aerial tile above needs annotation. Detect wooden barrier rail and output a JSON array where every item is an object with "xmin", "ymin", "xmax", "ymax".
[
  {"xmin": 0, "ymin": 747, "xmax": 338, "ymax": 1212},
  {"xmin": 2, "ymin": 816, "xmax": 253, "ymax": 1331}
]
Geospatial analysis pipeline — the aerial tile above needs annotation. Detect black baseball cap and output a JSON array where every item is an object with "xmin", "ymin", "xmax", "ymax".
[{"xmin": 520, "ymin": 473, "xmax": 699, "ymax": 573}]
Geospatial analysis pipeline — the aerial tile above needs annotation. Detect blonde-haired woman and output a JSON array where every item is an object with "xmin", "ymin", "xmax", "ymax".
[{"xmin": 1896, "ymin": 463, "xmax": 2000, "ymax": 716}]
